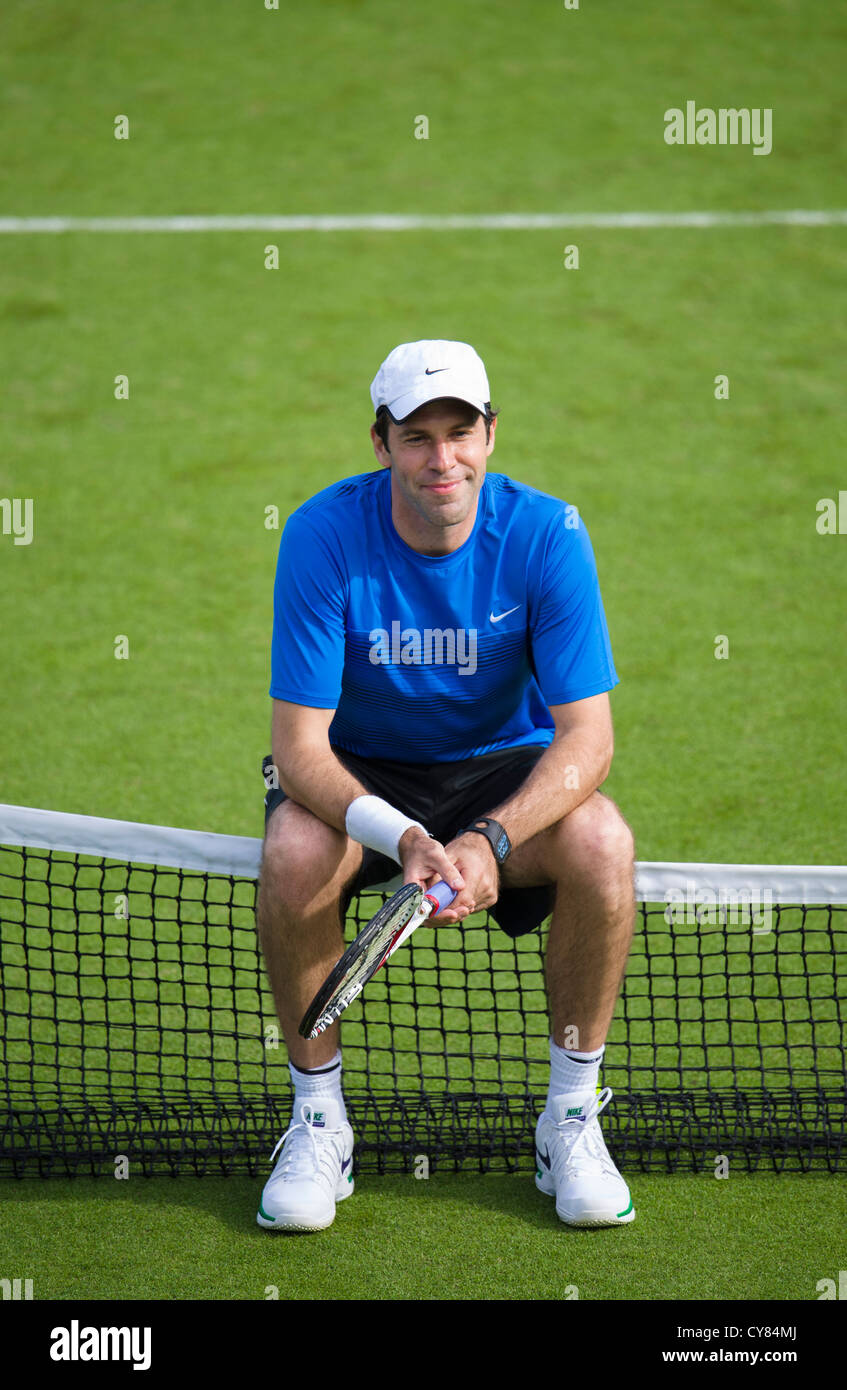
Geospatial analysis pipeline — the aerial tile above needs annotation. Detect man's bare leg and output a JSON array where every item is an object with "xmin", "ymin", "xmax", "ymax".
[
  {"xmin": 255, "ymin": 799, "xmax": 364, "ymax": 1231},
  {"xmin": 501, "ymin": 790, "xmax": 635, "ymax": 1050},
  {"xmin": 501, "ymin": 790, "xmax": 636, "ymax": 1226},
  {"xmin": 257, "ymin": 798, "xmax": 363, "ymax": 1069}
]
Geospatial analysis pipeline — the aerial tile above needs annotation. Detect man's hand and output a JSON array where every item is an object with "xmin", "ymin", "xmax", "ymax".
[
  {"xmin": 398, "ymin": 827, "xmax": 465, "ymax": 915},
  {"xmin": 441, "ymin": 833, "xmax": 500, "ymax": 922},
  {"xmin": 398, "ymin": 827, "xmax": 499, "ymax": 924}
]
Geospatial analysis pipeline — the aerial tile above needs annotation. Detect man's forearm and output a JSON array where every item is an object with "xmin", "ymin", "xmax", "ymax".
[
  {"xmin": 484, "ymin": 728, "xmax": 612, "ymax": 851},
  {"xmin": 272, "ymin": 740, "xmax": 372, "ymax": 835},
  {"xmin": 274, "ymin": 742, "xmax": 432, "ymax": 867}
]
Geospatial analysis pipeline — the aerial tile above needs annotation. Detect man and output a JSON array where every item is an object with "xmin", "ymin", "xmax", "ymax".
[{"xmin": 256, "ymin": 339, "xmax": 636, "ymax": 1232}]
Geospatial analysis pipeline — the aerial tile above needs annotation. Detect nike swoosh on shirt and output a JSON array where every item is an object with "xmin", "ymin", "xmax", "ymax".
[
  {"xmin": 490, "ymin": 605, "xmax": 521, "ymax": 623},
  {"xmin": 425, "ymin": 367, "xmax": 449, "ymax": 374}
]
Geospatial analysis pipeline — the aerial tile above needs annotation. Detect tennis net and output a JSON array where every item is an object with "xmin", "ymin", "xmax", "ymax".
[{"xmin": 1, "ymin": 802, "xmax": 845, "ymax": 1176}]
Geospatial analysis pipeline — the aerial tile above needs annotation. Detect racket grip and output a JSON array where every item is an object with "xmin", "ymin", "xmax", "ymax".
[{"xmin": 423, "ymin": 880, "xmax": 457, "ymax": 914}]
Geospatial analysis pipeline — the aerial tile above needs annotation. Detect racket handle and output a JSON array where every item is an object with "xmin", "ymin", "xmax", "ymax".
[{"xmin": 423, "ymin": 880, "xmax": 458, "ymax": 914}]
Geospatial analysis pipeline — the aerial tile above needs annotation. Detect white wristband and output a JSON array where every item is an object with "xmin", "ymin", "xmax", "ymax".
[{"xmin": 345, "ymin": 795, "xmax": 427, "ymax": 865}]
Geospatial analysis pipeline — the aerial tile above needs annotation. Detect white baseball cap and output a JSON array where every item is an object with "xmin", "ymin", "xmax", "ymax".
[{"xmin": 370, "ymin": 339, "xmax": 491, "ymax": 422}]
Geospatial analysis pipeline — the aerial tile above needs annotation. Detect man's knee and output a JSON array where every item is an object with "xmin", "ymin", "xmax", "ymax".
[
  {"xmin": 259, "ymin": 800, "xmax": 359, "ymax": 914},
  {"xmin": 555, "ymin": 793, "xmax": 634, "ymax": 876}
]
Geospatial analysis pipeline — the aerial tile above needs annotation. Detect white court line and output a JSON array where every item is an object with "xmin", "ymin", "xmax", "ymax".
[{"xmin": 0, "ymin": 210, "xmax": 846, "ymax": 233}]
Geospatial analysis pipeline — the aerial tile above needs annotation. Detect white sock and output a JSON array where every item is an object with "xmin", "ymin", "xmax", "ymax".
[
  {"xmin": 547, "ymin": 1038, "xmax": 604, "ymax": 1110},
  {"xmin": 289, "ymin": 1050, "xmax": 347, "ymax": 1123}
]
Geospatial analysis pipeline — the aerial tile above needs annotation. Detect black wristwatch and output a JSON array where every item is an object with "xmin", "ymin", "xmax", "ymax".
[{"xmin": 459, "ymin": 817, "xmax": 511, "ymax": 865}]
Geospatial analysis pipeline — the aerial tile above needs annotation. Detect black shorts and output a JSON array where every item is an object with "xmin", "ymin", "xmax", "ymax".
[{"xmin": 262, "ymin": 745, "xmax": 556, "ymax": 939}]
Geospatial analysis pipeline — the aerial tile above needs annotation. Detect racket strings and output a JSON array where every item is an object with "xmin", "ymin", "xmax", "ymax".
[
  {"xmin": 336, "ymin": 895, "xmax": 420, "ymax": 991},
  {"xmin": 300, "ymin": 882, "xmax": 426, "ymax": 1037}
]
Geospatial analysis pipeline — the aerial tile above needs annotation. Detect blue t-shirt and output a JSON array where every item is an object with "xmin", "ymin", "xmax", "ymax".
[{"xmin": 270, "ymin": 469, "xmax": 617, "ymax": 761}]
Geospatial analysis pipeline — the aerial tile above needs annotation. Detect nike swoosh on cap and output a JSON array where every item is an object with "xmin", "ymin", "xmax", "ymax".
[
  {"xmin": 425, "ymin": 367, "xmax": 449, "ymax": 374},
  {"xmin": 490, "ymin": 605, "xmax": 521, "ymax": 623}
]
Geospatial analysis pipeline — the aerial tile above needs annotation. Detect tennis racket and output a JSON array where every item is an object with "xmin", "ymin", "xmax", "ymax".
[{"xmin": 299, "ymin": 879, "xmax": 457, "ymax": 1039}]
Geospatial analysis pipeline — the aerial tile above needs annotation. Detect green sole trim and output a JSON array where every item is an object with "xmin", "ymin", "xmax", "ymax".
[{"xmin": 616, "ymin": 1198, "xmax": 634, "ymax": 1218}]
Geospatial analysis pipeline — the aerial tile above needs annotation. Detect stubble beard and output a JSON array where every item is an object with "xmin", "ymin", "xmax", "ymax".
[{"xmin": 411, "ymin": 474, "xmax": 477, "ymax": 531}]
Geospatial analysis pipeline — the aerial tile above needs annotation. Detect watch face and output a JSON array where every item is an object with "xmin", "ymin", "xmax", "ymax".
[{"xmin": 495, "ymin": 831, "xmax": 510, "ymax": 861}]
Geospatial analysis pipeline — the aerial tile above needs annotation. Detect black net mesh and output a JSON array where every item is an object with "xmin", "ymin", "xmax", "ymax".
[{"xmin": 1, "ymin": 842, "xmax": 844, "ymax": 1175}]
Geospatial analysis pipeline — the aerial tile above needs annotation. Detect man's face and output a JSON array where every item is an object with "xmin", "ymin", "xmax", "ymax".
[{"xmin": 370, "ymin": 398, "xmax": 496, "ymax": 544}]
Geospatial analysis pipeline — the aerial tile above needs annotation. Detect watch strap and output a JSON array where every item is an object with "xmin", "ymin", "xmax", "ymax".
[{"xmin": 459, "ymin": 817, "xmax": 511, "ymax": 864}]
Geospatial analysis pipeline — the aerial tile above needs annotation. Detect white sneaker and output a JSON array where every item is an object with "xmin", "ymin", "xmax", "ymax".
[
  {"xmin": 535, "ymin": 1087, "xmax": 634, "ymax": 1227},
  {"xmin": 257, "ymin": 1098, "xmax": 354, "ymax": 1232}
]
